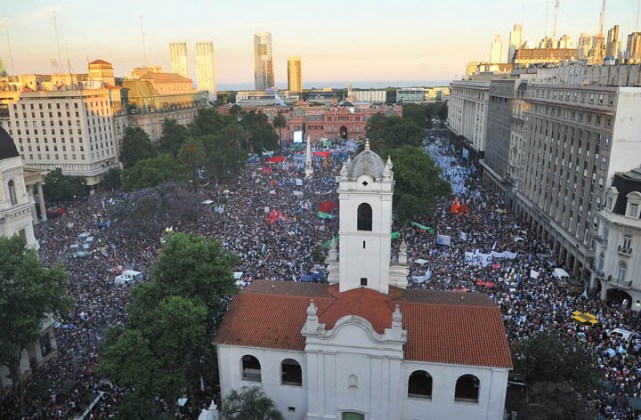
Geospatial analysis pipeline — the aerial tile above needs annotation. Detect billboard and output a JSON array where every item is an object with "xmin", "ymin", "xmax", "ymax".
[{"xmin": 293, "ymin": 130, "xmax": 303, "ymax": 143}]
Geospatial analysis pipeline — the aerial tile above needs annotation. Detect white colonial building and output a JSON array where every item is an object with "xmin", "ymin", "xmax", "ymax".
[
  {"xmin": 214, "ymin": 144, "xmax": 511, "ymax": 420},
  {"xmin": 0, "ymin": 126, "xmax": 57, "ymax": 388}
]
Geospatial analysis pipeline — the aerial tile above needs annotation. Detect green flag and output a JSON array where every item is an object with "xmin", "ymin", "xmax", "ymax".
[
  {"xmin": 322, "ymin": 236, "xmax": 340, "ymax": 249},
  {"xmin": 411, "ymin": 222, "xmax": 435, "ymax": 234},
  {"xmin": 317, "ymin": 211, "xmax": 335, "ymax": 219},
  {"xmin": 391, "ymin": 232, "xmax": 401, "ymax": 239}
]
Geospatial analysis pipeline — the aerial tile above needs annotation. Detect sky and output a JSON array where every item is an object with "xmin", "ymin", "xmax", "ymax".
[{"xmin": 0, "ymin": 0, "xmax": 638, "ymax": 89}]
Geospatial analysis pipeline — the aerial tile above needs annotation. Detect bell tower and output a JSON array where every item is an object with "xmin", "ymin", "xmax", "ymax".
[{"xmin": 334, "ymin": 141, "xmax": 395, "ymax": 294}]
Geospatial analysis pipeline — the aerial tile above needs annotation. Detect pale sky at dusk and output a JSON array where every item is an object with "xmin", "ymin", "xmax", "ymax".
[{"xmin": 0, "ymin": 0, "xmax": 638, "ymax": 88}]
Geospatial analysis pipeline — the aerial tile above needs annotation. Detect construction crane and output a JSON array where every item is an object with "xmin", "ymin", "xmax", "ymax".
[
  {"xmin": 553, "ymin": 0, "xmax": 560, "ymax": 40},
  {"xmin": 599, "ymin": 0, "xmax": 607, "ymax": 37}
]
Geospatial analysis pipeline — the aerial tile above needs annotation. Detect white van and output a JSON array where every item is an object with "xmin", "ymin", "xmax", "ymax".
[{"xmin": 114, "ymin": 270, "xmax": 143, "ymax": 286}]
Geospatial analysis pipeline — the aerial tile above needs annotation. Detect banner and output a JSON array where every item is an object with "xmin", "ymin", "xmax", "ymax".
[
  {"xmin": 410, "ymin": 222, "xmax": 435, "ymax": 234},
  {"xmin": 295, "ymin": 179, "xmax": 303, "ymax": 186},
  {"xmin": 266, "ymin": 156, "xmax": 285, "ymax": 163},
  {"xmin": 391, "ymin": 232, "xmax": 401, "ymax": 239},
  {"xmin": 317, "ymin": 211, "xmax": 335, "ymax": 219},
  {"xmin": 464, "ymin": 250, "xmax": 519, "ymax": 267},
  {"xmin": 318, "ymin": 201, "xmax": 336, "ymax": 213},
  {"xmin": 460, "ymin": 231, "xmax": 468, "ymax": 241},
  {"xmin": 436, "ymin": 234, "xmax": 451, "ymax": 246},
  {"xmin": 530, "ymin": 269, "xmax": 540, "ymax": 279},
  {"xmin": 322, "ymin": 236, "xmax": 340, "ymax": 249}
]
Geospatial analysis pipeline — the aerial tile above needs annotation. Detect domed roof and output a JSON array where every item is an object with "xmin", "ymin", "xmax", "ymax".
[
  {"xmin": 0, "ymin": 126, "xmax": 19, "ymax": 160},
  {"xmin": 347, "ymin": 142, "xmax": 386, "ymax": 180}
]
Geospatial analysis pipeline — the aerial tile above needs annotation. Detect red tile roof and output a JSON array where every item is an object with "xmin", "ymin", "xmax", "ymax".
[
  {"xmin": 88, "ymin": 59, "xmax": 112, "ymax": 65},
  {"xmin": 213, "ymin": 281, "xmax": 512, "ymax": 369}
]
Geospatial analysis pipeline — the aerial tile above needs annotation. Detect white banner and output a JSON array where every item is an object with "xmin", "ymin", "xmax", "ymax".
[
  {"xmin": 530, "ymin": 269, "xmax": 540, "ymax": 279},
  {"xmin": 464, "ymin": 250, "xmax": 518, "ymax": 267},
  {"xmin": 436, "ymin": 234, "xmax": 452, "ymax": 246},
  {"xmin": 460, "ymin": 231, "xmax": 468, "ymax": 241}
]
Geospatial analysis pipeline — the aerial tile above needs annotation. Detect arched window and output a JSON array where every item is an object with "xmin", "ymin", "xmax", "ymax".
[
  {"xmin": 357, "ymin": 203, "xmax": 372, "ymax": 231},
  {"xmin": 8, "ymin": 180, "xmax": 17, "ymax": 205},
  {"xmin": 348, "ymin": 374, "xmax": 358, "ymax": 389},
  {"xmin": 281, "ymin": 359, "xmax": 302, "ymax": 386},
  {"xmin": 241, "ymin": 355, "xmax": 261, "ymax": 382},
  {"xmin": 408, "ymin": 370, "xmax": 432, "ymax": 399},
  {"xmin": 455, "ymin": 374, "xmax": 480, "ymax": 402},
  {"xmin": 617, "ymin": 262, "xmax": 627, "ymax": 283}
]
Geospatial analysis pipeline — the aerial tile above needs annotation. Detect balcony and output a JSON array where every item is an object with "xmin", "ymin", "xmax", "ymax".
[{"xmin": 617, "ymin": 245, "xmax": 633, "ymax": 256}]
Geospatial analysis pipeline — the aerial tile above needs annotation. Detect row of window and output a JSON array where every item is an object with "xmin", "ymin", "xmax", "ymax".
[
  {"xmin": 240, "ymin": 355, "xmax": 481, "ymax": 403},
  {"xmin": 529, "ymin": 87, "xmax": 614, "ymax": 107}
]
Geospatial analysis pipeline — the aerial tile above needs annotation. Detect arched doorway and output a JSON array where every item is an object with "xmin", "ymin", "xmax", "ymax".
[
  {"xmin": 607, "ymin": 288, "xmax": 632, "ymax": 308},
  {"xmin": 339, "ymin": 126, "xmax": 348, "ymax": 139}
]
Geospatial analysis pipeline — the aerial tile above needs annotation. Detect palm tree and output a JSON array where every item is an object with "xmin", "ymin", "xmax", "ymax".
[
  {"xmin": 272, "ymin": 112, "xmax": 287, "ymax": 144},
  {"xmin": 178, "ymin": 137, "xmax": 206, "ymax": 192}
]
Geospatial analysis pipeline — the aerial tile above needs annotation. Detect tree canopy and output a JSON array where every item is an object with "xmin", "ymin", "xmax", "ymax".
[
  {"xmin": 511, "ymin": 331, "xmax": 601, "ymax": 397},
  {"xmin": 158, "ymin": 118, "xmax": 189, "ymax": 157},
  {"xmin": 0, "ymin": 236, "xmax": 72, "ymax": 411},
  {"xmin": 221, "ymin": 386, "xmax": 284, "ymax": 420},
  {"xmin": 99, "ymin": 233, "xmax": 237, "ymax": 407},
  {"xmin": 389, "ymin": 146, "xmax": 451, "ymax": 230},
  {"xmin": 365, "ymin": 114, "xmax": 423, "ymax": 156},
  {"xmin": 122, "ymin": 154, "xmax": 186, "ymax": 191},
  {"xmin": 43, "ymin": 168, "xmax": 88, "ymax": 203},
  {"xmin": 120, "ymin": 126, "xmax": 156, "ymax": 168}
]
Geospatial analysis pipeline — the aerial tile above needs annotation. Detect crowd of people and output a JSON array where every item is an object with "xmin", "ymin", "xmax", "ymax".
[{"xmin": 1, "ymin": 137, "xmax": 641, "ymax": 419}]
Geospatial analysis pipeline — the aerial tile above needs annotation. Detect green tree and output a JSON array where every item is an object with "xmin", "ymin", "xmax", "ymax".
[
  {"xmin": 101, "ymin": 167, "xmax": 122, "ymax": 190},
  {"xmin": 122, "ymin": 154, "xmax": 185, "ymax": 191},
  {"xmin": 437, "ymin": 101, "xmax": 448, "ymax": 122},
  {"xmin": 512, "ymin": 331, "xmax": 601, "ymax": 396},
  {"xmin": 178, "ymin": 137, "xmax": 206, "ymax": 192},
  {"xmin": 100, "ymin": 233, "xmax": 237, "ymax": 408},
  {"xmin": 365, "ymin": 114, "xmax": 423, "ymax": 156},
  {"xmin": 0, "ymin": 236, "xmax": 72, "ymax": 413},
  {"xmin": 221, "ymin": 386, "xmax": 284, "ymax": 420},
  {"xmin": 201, "ymin": 133, "xmax": 246, "ymax": 180},
  {"xmin": 43, "ymin": 168, "xmax": 88, "ymax": 203},
  {"xmin": 389, "ymin": 146, "xmax": 451, "ymax": 235},
  {"xmin": 147, "ymin": 233, "xmax": 237, "ymax": 323},
  {"xmin": 402, "ymin": 103, "xmax": 427, "ymax": 128},
  {"xmin": 272, "ymin": 112, "xmax": 287, "ymax": 143},
  {"xmin": 120, "ymin": 126, "xmax": 156, "ymax": 168},
  {"xmin": 158, "ymin": 118, "xmax": 188, "ymax": 156},
  {"xmin": 527, "ymin": 382, "xmax": 594, "ymax": 420},
  {"xmin": 190, "ymin": 108, "xmax": 231, "ymax": 137}
]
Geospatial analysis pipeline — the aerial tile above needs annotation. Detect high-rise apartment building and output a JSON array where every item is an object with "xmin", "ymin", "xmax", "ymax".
[
  {"xmin": 287, "ymin": 56, "xmax": 302, "ymax": 94},
  {"xmin": 627, "ymin": 32, "xmax": 641, "ymax": 63},
  {"xmin": 577, "ymin": 33, "xmax": 593, "ymax": 59},
  {"xmin": 489, "ymin": 35, "xmax": 503, "ymax": 64},
  {"xmin": 195, "ymin": 42, "xmax": 216, "ymax": 102},
  {"xmin": 507, "ymin": 24, "xmax": 522, "ymax": 62},
  {"xmin": 254, "ymin": 32, "xmax": 274, "ymax": 91},
  {"xmin": 169, "ymin": 42, "xmax": 190, "ymax": 79}
]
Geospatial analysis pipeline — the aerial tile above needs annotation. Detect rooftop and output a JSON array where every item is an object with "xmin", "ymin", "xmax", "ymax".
[{"xmin": 214, "ymin": 281, "xmax": 512, "ymax": 369}]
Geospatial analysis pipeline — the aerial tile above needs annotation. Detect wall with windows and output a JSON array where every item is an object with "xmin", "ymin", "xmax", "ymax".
[{"xmin": 216, "ymin": 345, "xmax": 308, "ymax": 419}]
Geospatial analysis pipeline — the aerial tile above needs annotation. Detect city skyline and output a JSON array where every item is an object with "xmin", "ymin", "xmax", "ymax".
[{"xmin": 1, "ymin": 0, "xmax": 638, "ymax": 87}]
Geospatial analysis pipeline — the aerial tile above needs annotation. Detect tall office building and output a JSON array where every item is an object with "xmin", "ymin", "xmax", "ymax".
[
  {"xmin": 577, "ymin": 33, "xmax": 593, "ymax": 59},
  {"xmin": 605, "ymin": 25, "xmax": 620, "ymax": 62},
  {"xmin": 627, "ymin": 32, "xmax": 641, "ymax": 63},
  {"xmin": 507, "ymin": 24, "xmax": 522, "ymax": 62},
  {"xmin": 287, "ymin": 56, "xmax": 302, "ymax": 94},
  {"xmin": 169, "ymin": 42, "xmax": 189, "ymax": 79},
  {"xmin": 489, "ymin": 35, "xmax": 503, "ymax": 64},
  {"xmin": 195, "ymin": 42, "xmax": 216, "ymax": 102},
  {"xmin": 253, "ymin": 32, "xmax": 274, "ymax": 91}
]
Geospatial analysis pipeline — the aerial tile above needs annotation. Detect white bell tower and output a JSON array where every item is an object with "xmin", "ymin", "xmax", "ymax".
[{"xmin": 334, "ymin": 141, "xmax": 395, "ymax": 294}]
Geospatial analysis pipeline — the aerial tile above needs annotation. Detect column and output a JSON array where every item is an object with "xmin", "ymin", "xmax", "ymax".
[{"xmin": 37, "ymin": 183, "xmax": 47, "ymax": 222}]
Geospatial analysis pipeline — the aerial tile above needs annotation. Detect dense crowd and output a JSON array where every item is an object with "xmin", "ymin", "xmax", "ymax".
[{"xmin": 1, "ymin": 137, "xmax": 641, "ymax": 419}]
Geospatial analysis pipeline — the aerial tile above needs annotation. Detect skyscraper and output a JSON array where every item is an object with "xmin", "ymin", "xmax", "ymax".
[
  {"xmin": 489, "ymin": 35, "xmax": 503, "ymax": 63},
  {"xmin": 626, "ymin": 32, "xmax": 641, "ymax": 63},
  {"xmin": 254, "ymin": 32, "xmax": 274, "ymax": 91},
  {"xmin": 605, "ymin": 25, "xmax": 620, "ymax": 62},
  {"xmin": 169, "ymin": 42, "xmax": 189, "ymax": 79},
  {"xmin": 196, "ymin": 42, "xmax": 216, "ymax": 102},
  {"xmin": 507, "ymin": 24, "xmax": 522, "ymax": 62},
  {"xmin": 287, "ymin": 56, "xmax": 302, "ymax": 94}
]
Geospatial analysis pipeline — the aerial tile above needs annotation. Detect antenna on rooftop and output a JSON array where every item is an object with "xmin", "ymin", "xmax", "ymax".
[
  {"xmin": 54, "ymin": 13, "xmax": 63, "ymax": 73},
  {"xmin": 1, "ymin": 15, "xmax": 14, "ymax": 75},
  {"xmin": 140, "ymin": 15, "xmax": 148, "ymax": 66},
  {"xmin": 598, "ymin": 0, "xmax": 607, "ymax": 37},
  {"xmin": 552, "ymin": 0, "xmax": 560, "ymax": 39}
]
